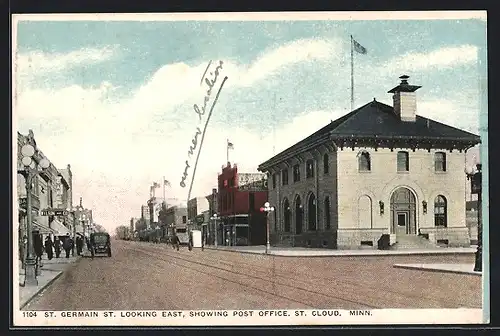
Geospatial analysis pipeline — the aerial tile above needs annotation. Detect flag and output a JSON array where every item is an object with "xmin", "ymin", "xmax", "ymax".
[
  {"xmin": 227, "ymin": 140, "xmax": 234, "ymax": 150},
  {"xmin": 352, "ymin": 38, "xmax": 367, "ymax": 54},
  {"xmin": 164, "ymin": 179, "xmax": 171, "ymax": 187}
]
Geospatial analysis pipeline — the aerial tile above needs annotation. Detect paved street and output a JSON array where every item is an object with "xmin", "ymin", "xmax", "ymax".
[{"xmin": 24, "ymin": 239, "xmax": 482, "ymax": 311}]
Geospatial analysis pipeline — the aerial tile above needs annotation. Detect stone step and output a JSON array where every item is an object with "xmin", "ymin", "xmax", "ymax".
[{"xmin": 391, "ymin": 234, "xmax": 437, "ymax": 250}]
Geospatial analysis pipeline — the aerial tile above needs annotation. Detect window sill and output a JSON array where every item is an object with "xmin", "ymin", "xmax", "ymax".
[
  {"xmin": 397, "ymin": 171, "xmax": 410, "ymax": 174},
  {"xmin": 358, "ymin": 170, "xmax": 372, "ymax": 173},
  {"xmin": 434, "ymin": 171, "xmax": 447, "ymax": 174}
]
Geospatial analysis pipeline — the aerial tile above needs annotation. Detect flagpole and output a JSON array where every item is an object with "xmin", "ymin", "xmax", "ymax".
[
  {"xmin": 350, "ymin": 35, "xmax": 354, "ymax": 111},
  {"xmin": 226, "ymin": 139, "xmax": 229, "ymax": 164},
  {"xmin": 162, "ymin": 176, "xmax": 166, "ymax": 204}
]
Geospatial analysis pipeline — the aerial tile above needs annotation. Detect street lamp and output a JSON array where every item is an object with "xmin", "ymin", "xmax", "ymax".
[
  {"xmin": 466, "ymin": 163, "xmax": 482, "ymax": 272},
  {"xmin": 18, "ymin": 143, "xmax": 50, "ymax": 286},
  {"xmin": 260, "ymin": 202, "xmax": 275, "ymax": 255},
  {"xmin": 210, "ymin": 214, "xmax": 219, "ymax": 248}
]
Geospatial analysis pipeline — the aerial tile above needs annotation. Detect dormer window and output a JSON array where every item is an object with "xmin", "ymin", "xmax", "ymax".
[
  {"xmin": 306, "ymin": 159, "xmax": 314, "ymax": 178},
  {"xmin": 358, "ymin": 151, "xmax": 371, "ymax": 171}
]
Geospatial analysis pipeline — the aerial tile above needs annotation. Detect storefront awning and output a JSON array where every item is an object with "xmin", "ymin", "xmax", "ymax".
[
  {"xmin": 50, "ymin": 218, "xmax": 71, "ymax": 236},
  {"xmin": 32, "ymin": 221, "xmax": 56, "ymax": 234}
]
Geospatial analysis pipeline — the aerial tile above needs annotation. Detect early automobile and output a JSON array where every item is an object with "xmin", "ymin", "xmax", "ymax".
[{"xmin": 90, "ymin": 232, "xmax": 112, "ymax": 257}]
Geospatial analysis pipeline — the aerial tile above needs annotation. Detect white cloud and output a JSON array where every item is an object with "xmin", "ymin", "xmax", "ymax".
[
  {"xmin": 16, "ymin": 46, "xmax": 116, "ymax": 75},
  {"xmin": 384, "ymin": 45, "xmax": 478, "ymax": 72},
  {"xmin": 15, "ymin": 46, "xmax": 117, "ymax": 90},
  {"xmin": 227, "ymin": 38, "xmax": 342, "ymax": 87},
  {"xmin": 14, "ymin": 38, "xmax": 482, "ymax": 233}
]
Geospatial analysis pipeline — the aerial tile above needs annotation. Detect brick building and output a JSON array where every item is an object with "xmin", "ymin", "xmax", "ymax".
[
  {"xmin": 258, "ymin": 76, "xmax": 480, "ymax": 250},
  {"xmin": 217, "ymin": 163, "xmax": 268, "ymax": 246}
]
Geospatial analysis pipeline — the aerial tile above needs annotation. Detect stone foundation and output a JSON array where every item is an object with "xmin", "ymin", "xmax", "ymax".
[
  {"xmin": 336, "ymin": 229, "xmax": 389, "ymax": 250},
  {"xmin": 419, "ymin": 227, "xmax": 471, "ymax": 247},
  {"xmin": 271, "ymin": 232, "xmax": 337, "ymax": 249}
]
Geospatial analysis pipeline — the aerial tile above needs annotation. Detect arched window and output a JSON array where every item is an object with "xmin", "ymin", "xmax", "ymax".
[
  {"xmin": 435, "ymin": 152, "xmax": 447, "ymax": 172},
  {"xmin": 358, "ymin": 151, "xmax": 371, "ymax": 171},
  {"xmin": 323, "ymin": 154, "xmax": 329, "ymax": 174},
  {"xmin": 295, "ymin": 195, "xmax": 303, "ymax": 234},
  {"xmin": 324, "ymin": 197, "xmax": 331, "ymax": 230},
  {"xmin": 306, "ymin": 159, "xmax": 315, "ymax": 178},
  {"xmin": 281, "ymin": 169, "xmax": 289, "ymax": 186},
  {"xmin": 307, "ymin": 193, "xmax": 317, "ymax": 231},
  {"xmin": 274, "ymin": 210, "xmax": 277, "ymax": 232},
  {"xmin": 358, "ymin": 195, "xmax": 373, "ymax": 229},
  {"xmin": 283, "ymin": 198, "xmax": 291, "ymax": 232},
  {"xmin": 293, "ymin": 164, "xmax": 301, "ymax": 182},
  {"xmin": 434, "ymin": 195, "xmax": 447, "ymax": 227}
]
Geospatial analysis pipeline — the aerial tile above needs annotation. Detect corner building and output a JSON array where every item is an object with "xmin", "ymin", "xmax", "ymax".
[{"xmin": 258, "ymin": 76, "xmax": 480, "ymax": 249}]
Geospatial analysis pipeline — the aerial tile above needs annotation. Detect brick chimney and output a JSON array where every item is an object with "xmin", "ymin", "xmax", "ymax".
[{"xmin": 388, "ymin": 75, "xmax": 421, "ymax": 122}]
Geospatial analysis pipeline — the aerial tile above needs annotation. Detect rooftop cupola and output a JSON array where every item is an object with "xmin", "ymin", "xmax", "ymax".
[{"xmin": 388, "ymin": 75, "xmax": 421, "ymax": 122}]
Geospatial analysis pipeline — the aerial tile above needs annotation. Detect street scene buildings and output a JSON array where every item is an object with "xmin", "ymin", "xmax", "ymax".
[{"xmin": 14, "ymin": 14, "xmax": 486, "ymax": 323}]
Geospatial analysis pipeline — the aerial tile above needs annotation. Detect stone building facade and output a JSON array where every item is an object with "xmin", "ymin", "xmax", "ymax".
[{"xmin": 258, "ymin": 76, "xmax": 481, "ymax": 249}]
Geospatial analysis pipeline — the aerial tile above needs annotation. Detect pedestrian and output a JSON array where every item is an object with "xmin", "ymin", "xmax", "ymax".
[
  {"xmin": 63, "ymin": 233, "xmax": 72, "ymax": 258},
  {"xmin": 19, "ymin": 235, "xmax": 27, "ymax": 269},
  {"xmin": 54, "ymin": 237, "xmax": 61, "ymax": 258},
  {"xmin": 33, "ymin": 232, "xmax": 43, "ymax": 265},
  {"xmin": 44, "ymin": 236, "xmax": 54, "ymax": 260},
  {"xmin": 173, "ymin": 235, "xmax": 180, "ymax": 251},
  {"xmin": 86, "ymin": 236, "xmax": 92, "ymax": 252},
  {"xmin": 76, "ymin": 236, "xmax": 83, "ymax": 255},
  {"xmin": 188, "ymin": 232, "xmax": 193, "ymax": 251}
]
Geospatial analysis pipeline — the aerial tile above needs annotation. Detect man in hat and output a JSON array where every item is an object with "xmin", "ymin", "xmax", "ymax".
[{"xmin": 62, "ymin": 233, "xmax": 73, "ymax": 258}]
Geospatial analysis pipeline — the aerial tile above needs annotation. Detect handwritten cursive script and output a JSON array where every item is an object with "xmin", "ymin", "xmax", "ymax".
[
  {"xmin": 180, "ymin": 60, "xmax": 228, "ymax": 192},
  {"xmin": 193, "ymin": 60, "xmax": 224, "ymax": 122}
]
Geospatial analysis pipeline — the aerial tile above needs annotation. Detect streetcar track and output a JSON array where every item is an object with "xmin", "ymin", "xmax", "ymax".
[
  {"xmin": 133, "ymin": 247, "xmax": 318, "ymax": 309},
  {"xmin": 136, "ymin": 242, "xmax": 476, "ymax": 308},
  {"xmin": 171, "ymin": 248, "xmax": 462, "ymax": 308},
  {"xmin": 133, "ymin": 245, "xmax": 379, "ymax": 309}
]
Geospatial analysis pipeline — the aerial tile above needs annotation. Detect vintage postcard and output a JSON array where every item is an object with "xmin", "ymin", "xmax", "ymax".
[{"xmin": 12, "ymin": 11, "xmax": 488, "ymax": 327}]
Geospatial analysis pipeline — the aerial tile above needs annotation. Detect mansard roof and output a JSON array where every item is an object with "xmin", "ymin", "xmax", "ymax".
[{"xmin": 258, "ymin": 100, "xmax": 481, "ymax": 171}]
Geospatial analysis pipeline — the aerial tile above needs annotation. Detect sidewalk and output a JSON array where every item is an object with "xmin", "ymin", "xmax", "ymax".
[
  {"xmin": 18, "ymin": 255, "xmax": 81, "ymax": 310},
  {"xmin": 393, "ymin": 263, "xmax": 482, "ymax": 276},
  {"xmin": 203, "ymin": 245, "xmax": 477, "ymax": 257}
]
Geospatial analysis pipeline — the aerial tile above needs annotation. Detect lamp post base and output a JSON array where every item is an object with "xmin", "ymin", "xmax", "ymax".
[
  {"xmin": 35, "ymin": 259, "xmax": 42, "ymax": 276},
  {"xmin": 24, "ymin": 258, "xmax": 38, "ymax": 286},
  {"xmin": 266, "ymin": 242, "xmax": 270, "ymax": 255}
]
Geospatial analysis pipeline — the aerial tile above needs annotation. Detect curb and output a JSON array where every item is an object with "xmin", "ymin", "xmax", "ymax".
[
  {"xmin": 393, "ymin": 264, "xmax": 482, "ymax": 276},
  {"xmin": 20, "ymin": 271, "xmax": 63, "ymax": 310},
  {"xmin": 203, "ymin": 247, "xmax": 476, "ymax": 258}
]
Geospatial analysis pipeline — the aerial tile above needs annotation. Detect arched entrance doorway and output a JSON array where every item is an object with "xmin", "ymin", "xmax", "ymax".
[
  {"xmin": 294, "ymin": 195, "xmax": 303, "ymax": 234},
  {"xmin": 390, "ymin": 187, "xmax": 417, "ymax": 235}
]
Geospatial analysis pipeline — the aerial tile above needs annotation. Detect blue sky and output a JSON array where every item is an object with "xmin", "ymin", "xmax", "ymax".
[{"xmin": 13, "ymin": 13, "xmax": 487, "ymax": 231}]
